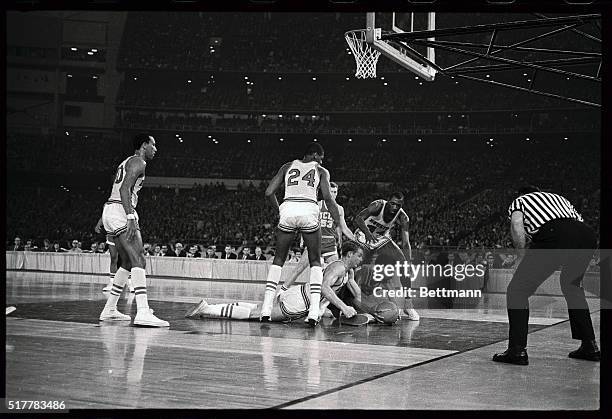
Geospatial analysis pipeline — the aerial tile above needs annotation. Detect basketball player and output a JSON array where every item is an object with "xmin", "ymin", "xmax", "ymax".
[
  {"xmin": 95, "ymin": 217, "xmax": 134, "ymax": 293},
  {"xmin": 260, "ymin": 142, "xmax": 342, "ymax": 326},
  {"xmin": 353, "ymin": 192, "xmax": 420, "ymax": 320},
  {"xmin": 280, "ymin": 182, "xmax": 355, "ymax": 292},
  {"xmin": 185, "ymin": 242, "xmax": 364, "ymax": 322},
  {"xmin": 98, "ymin": 134, "xmax": 168, "ymax": 327}
]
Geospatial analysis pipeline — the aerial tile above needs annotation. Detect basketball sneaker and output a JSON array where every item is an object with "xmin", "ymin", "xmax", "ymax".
[
  {"xmin": 305, "ymin": 316, "xmax": 319, "ymax": 327},
  {"xmin": 6, "ymin": 306, "xmax": 17, "ymax": 315},
  {"xmin": 134, "ymin": 309, "xmax": 169, "ymax": 327},
  {"xmin": 185, "ymin": 299, "xmax": 208, "ymax": 318},
  {"xmin": 402, "ymin": 308, "xmax": 420, "ymax": 321},
  {"xmin": 99, "ymin": 308, "xmax": 131, "ymax": 321}
]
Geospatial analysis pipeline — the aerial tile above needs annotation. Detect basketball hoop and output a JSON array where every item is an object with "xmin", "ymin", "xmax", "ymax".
[{"xmin": 345, "ymin": 29, "xmax": 381, "ymax": 79}]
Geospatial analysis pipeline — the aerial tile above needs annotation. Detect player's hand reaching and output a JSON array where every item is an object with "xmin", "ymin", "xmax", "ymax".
[
  {"xmin": 364, "ymin": 230, "xmax": 377, "ymax": 245},
  {"xmin": 342, "ymin": 306, "xmax": 357, "ymax": 318}
]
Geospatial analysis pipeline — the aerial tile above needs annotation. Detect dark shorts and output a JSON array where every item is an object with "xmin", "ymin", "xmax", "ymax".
[{"xmin": 321, "ymin": 237, "xmax": 338, "ymax": 257}]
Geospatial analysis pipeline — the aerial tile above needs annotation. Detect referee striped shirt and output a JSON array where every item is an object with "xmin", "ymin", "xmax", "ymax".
[{"xmin": 507, "ymin": 191, "xmax": 583, "ymax": 236}]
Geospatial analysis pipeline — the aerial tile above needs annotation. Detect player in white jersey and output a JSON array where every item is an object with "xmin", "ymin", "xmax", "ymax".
[
  {"xmin": 185, "ymin": 242, "xmax": 365, "ymax": 322},
  {"xmin": 279, "ymin": 182, "xmax": 355, "ymax": 294},
  {"xmin": 260, "ymin": 142, "xmax": 343, "ymax": 327},
  {"xmin": 98, "ymin": 134, "xmax": 168, "ymax": 327},
  {"xmin": 353, "ymin": 191, "xmax": 420, "ymax": 320}
]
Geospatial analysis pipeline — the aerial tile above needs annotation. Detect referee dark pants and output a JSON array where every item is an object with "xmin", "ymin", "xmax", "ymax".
[{"xmin": 507, "ymin": 218, "xmax": 597, "ymax": 348}]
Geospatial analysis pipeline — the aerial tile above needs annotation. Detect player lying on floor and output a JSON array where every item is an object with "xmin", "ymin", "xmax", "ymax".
[{"xmin": 185, "ymin": 242, "xmax": 389, "ymax": 324}]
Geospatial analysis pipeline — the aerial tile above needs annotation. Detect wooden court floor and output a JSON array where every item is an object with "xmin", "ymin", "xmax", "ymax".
[{"xmin": 5, "ymin": 272, "xmax": 601, "ymax": 410}]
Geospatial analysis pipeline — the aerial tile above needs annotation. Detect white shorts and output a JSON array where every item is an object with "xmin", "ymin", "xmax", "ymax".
[
  {"xmin": 354, "ymin": 229, "xmax": 393, "ymax": 251},
  {"xmin": 278, "ymin": 201, "xmax": 320, "ymax": 234},
  {"xmin": 102, "ymin": 203, "xmax": 139, "ymax": 237},
  {"xmin": 278, "ymin": 284, "xmax": 310, "ymax": 320}
]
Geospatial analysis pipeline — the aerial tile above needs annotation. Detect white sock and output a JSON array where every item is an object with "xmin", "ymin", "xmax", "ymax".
[
  {"xmin": 261, "ymin": 265, "xmax": 282, "ymax": 316},
  {"xmin": 106, "ymin": 272, "xmax": 115, "ymax": 288},
  {"xmin": 104, "ymin": 267, "xmax": 129, "ymax": 311},
  {"xmin": 234, "ymin": 302, "xmax": 258, "ymax": 310},
  {"xmin": 131, "ymin": 267, "xmax": 149, "ymax": 311},
  {"xmin": 204, "ymin": 303, "xmax": 252, "ymax": 319},
  {"xmin": 308, "ymin": 266, "xmax": 323, "ymax": 320}
]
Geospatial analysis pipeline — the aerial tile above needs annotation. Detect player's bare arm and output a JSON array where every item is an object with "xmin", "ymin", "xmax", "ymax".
[
  {"xmin": 321, "ymin": 262, "xmax": 357, "ymax": 318},
  {"xmin": 398, "ymin": 211, "xmax": 412, "ymax": 260},
  {"xmin": 337, "ymin": 205, "xmax": 355, "ymax": 242},
  {"xmin": 510, "ymin": 211, "xmax": 527, "ymax": 261},
  {"xmin": 94, "ymin": 216, "xmax": 104, "ymax": 234},
  {"xmin": 354, "ymin": 201, "xmax": 384, "ymax": 243},
  {"xmin": 345, "ymin": 269, "xmax": 362, "ymax": 304},
  {"xmin": 265, "ymin": 162, "xmax": 291, "ymax": 211},
  {"xmin": 120, "ymin": 157, "xmax": 145, "ymax": 242},
  {"xmin": 318, "ymin": 167, "xmax": 342, "ymax": 223}
]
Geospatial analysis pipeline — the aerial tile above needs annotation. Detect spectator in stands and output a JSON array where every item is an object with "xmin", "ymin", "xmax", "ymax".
[
  {"xmin": 187, "ymin": 244, "xmax": 201, "ymax": 258},
  {"xmin": 143, "ymin": 242, "xmax": 152, "ymax": 255},
  {"xmin": 97, "ymin": 242, "xmax": 107, "ymax": 253},
  {"xmin": 39, "ymin": 239, "xmax": 52, "ymax": 252},
  {"xmin": 12, "ymin": 237, "xmax": 24, "ymax": 251},
  {"xmin": 239, "ymin": 247, "xmax": 253, "ymax": 260},
  {"xmin": 24, "ymin": 239, "xmax": 37, "ymax": 251},
  {"xmin": 221, "ymin": 244, "xmax": 237, "ymax": 260},
  {"xmin": 153, "ymin": 244, "xmax": 162, "ymax": 256},
  {"xmin": 501, "ymin": 254, "xmax": 517, "ymax": 269},
  {"xmin": 87, "ymin": 242, "xmax": 98, "ymax": 253},
  {"xmin": 253, "ymin": 246, "xmax": 266, "ymax": 261},
  {"xmin": 174, "ymin": 242, "xmax": 186, "ymax": 257},
  {"xmin": 160, "ymin": 244, "xmax": 175, "ymax": 257},
  {"xmin": 52, "ymin": 243, "xmax": 66, "ymax": 253},
  {"xmin": 69, "ymin": 239, "xmax": 83, "ymax": 253},
  {"xmin": 205, "ymin": 246, "xmax": 218, "ymax": 259}
]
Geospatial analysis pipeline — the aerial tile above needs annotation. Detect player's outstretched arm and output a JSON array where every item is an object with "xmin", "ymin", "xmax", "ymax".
[
  {"xmin": 318, "ymin": 167, "xmax": 342, "ymax": 224},
  {"xmin": 354, "ymin": 201, "xmax": 384, "ymax": 243},
  {"xmin": 120, "ymin": 158, "xmax": 145, "ymax": 242},
  {"xmin": 322, "ymin": 263, "xmax": 356, "ymax": 318},
  {"xmin": 337, "ymin": 205, "xmax": 355, "ymax": 242},
  {"xmin": 265, "ymin": 163, "xmax": 290, "ymax": 211}
]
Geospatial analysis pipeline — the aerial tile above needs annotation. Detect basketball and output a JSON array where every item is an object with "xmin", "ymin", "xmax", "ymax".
[{"xmin": 373, "ymin": 301, "xmax": 399, "ymax": 325}]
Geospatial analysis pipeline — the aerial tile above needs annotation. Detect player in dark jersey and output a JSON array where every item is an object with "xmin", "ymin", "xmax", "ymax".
[{"xmin": 353, "ymin": 191, "xmax": 420, "ymax": 320}]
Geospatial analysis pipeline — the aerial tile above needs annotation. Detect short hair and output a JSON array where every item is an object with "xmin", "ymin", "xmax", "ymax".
[
  {"xmin": 517, "ymin": 185, "xmax": 541, "ymax": 196},
  {"xmin": 341, "ymin": 241, "xmax": 361, "ymax": 257},
  {"xmin": 133, "ymin": 133, "xmax": 153, "ymax": 151},
  {"xmin": 330, "ymin": 181, "xmax": 338, "ymax": 189},
  {"xmin": 390, "ymin": 191, "xmax": 404, "ymax": 201},
  {"xmin": 304, "ymin": 142, "xmax": 324, "ymax": 157}
]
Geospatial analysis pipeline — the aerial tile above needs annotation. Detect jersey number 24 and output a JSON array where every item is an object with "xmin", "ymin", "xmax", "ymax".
[{"xmin": 287, "ymin": 168, "xmax": 316, "ymax": 188}]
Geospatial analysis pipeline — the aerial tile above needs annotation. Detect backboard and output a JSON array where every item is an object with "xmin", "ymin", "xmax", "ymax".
[{"xmin": 366, "ymin": 12, "xmax": 437, "ymax": 81}]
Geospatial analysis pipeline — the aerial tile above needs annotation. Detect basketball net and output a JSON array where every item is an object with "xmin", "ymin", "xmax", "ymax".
[{"xmin": 345, "ymin": 30, "xmax": 381, "ymax": 79}]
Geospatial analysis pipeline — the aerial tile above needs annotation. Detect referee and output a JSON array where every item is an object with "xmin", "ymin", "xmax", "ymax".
[{"xmin": 493, "ymin": 186, "xmax": 600, "ymax": 365}]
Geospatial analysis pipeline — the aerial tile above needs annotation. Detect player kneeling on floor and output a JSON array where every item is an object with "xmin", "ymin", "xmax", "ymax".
[{"xmin": 185, "ymin": 242, "xmax": 365, "ymax": 323}]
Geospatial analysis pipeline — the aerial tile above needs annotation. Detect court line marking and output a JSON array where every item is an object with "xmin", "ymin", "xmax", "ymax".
[{"xmin": 271, "ymin": 312, "xmax": 591, "ymax": 409}]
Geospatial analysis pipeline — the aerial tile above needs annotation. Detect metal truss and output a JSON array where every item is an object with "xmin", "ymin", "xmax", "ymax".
[{"xmin": 381, "ymin": 14, "xmax": 601, "ymax": 107}]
